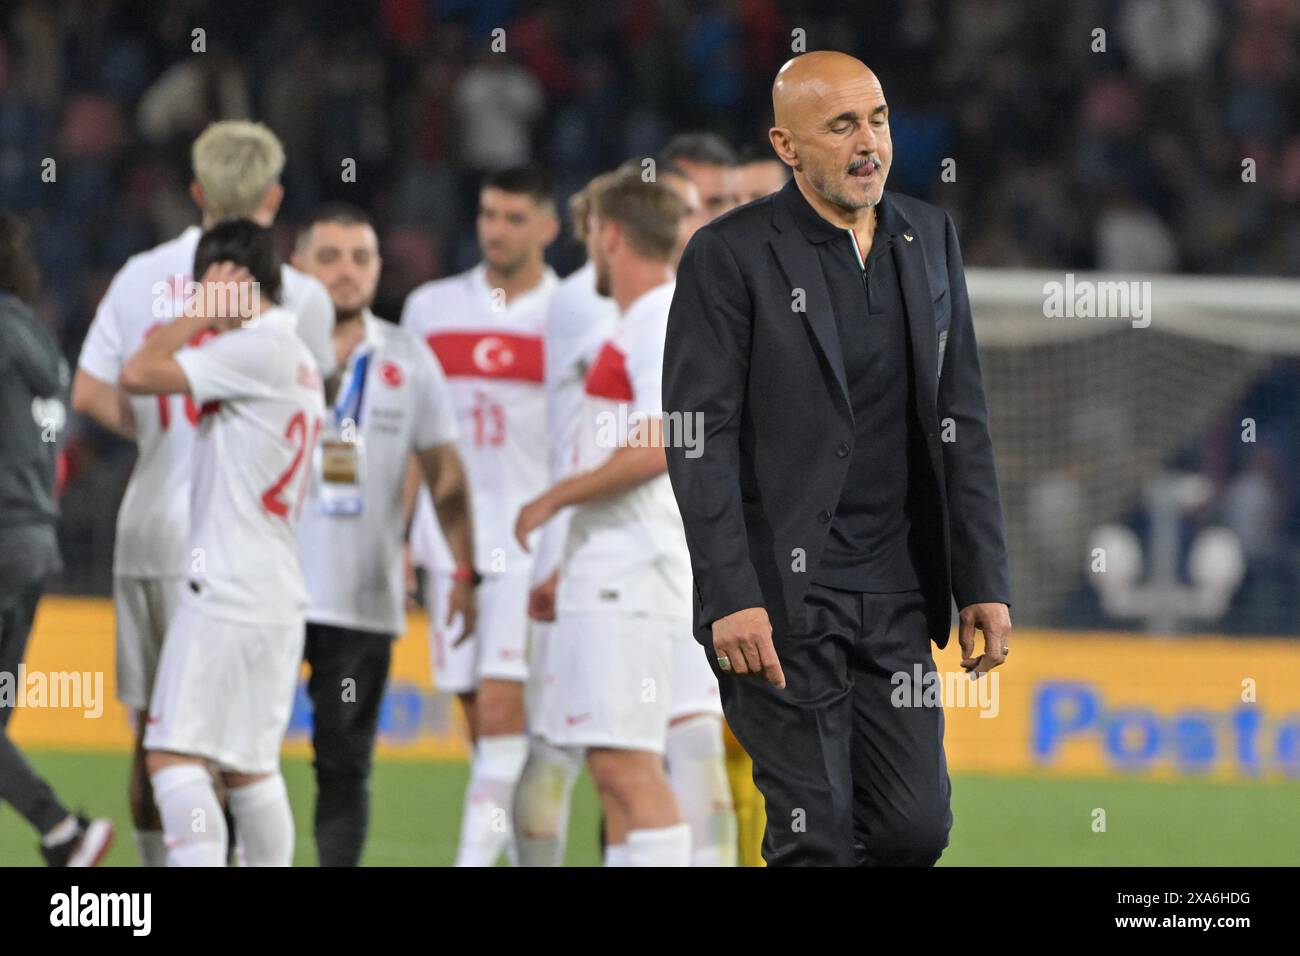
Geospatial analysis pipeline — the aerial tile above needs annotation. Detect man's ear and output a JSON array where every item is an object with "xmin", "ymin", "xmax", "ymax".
[
  {"xmin": 189, "ymin": 181, "xmax": 205, "ymax": 213},
  {"xmin": 602, "ymin": 219, "xmax": 622, "ymax": 258},
  {"xmin": 768, "ymin": 127, "xmax": 797, "ymax": 169},
  {"xmin": 541, "ymin": 212, "xmax": 561, "ymax": 248},
  {"xmin": 258, "ymin": 182, "xmax": 285, "ymax": 224}
]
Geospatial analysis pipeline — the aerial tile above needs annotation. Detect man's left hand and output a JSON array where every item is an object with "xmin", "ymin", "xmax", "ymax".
[{"xmin": 958, "ymin": 602, "xmax": 1012, "ymax": 675}]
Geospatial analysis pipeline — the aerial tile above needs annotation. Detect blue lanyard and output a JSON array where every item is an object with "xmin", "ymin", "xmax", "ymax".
[{"xmin": 334, "ymin": 350, "xmax": 371, "ymax": 427}]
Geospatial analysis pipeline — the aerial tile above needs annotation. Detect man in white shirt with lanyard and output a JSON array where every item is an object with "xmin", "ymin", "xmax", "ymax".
[
  {"xmin": 70, "ymin": 121, "xmax": 336, "ymax": 865},
  {"xmin": 292, "ymin": 204, "xmax": 476, "ymax": 866}
]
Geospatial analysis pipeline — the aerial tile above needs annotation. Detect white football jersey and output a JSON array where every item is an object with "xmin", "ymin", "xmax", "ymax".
[
  {"xmin": 298, "ymin": 313, "xmax": 459, "ymax": 635},
  {"xmin": 77, "ymin": 225, "xmax": 336, "ymax": 578},
  {"xmin": 401, "ymin": 262, "xmax": 557, "ymax": 575},
  {"xmin": 531, "ymin": 261, "xmax": 619, "ymax": 583},
  {"xmin": 557, "ymin": 281, "xmax": 692, "ymax": 616},
  {"xmin": 174, "ymin": 307, "xmax": 325, "ymax": 626}
]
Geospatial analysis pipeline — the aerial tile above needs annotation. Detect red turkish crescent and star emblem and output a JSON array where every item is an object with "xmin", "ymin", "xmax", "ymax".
[
  {"xmin": 472, "ymin": 336, "xmax": 515, "ymax": 374},
  {"xmin": 379, "ymin": 360, "xmax": 403, "ymax": 387}
]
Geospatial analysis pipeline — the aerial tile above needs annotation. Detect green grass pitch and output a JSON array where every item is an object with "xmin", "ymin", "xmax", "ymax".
[{"xmin": 2, "ymin": 750, "xmax": 1297, "ymax": 866}]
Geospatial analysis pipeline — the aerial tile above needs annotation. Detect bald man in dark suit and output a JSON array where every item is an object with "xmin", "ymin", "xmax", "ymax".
[{"xmin": 663, "ymin": 52, "xmax": 1012, "ymax": 866}]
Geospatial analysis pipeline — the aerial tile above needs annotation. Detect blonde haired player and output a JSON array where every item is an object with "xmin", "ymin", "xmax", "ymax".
[
  {"xmin": 516, "ymin": 172, "xmax": 692, "ymax": 866},
  {"xmin": 71, "ymin": 120, "xmax": 335, "ymax": 865},
  {"xmin": 515, "ymin": 164, "xmax": 737, "ymax": 866},
  {"xmin": 513, "ymin": 173, "xmax": 619, "ymax": 866}
]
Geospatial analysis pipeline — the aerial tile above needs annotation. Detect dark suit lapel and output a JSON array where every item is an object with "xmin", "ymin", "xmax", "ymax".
[
  {"xmin": 891, "ymin": 218, "xmax": 939, "ymax": 420},
  {"xmin": 768, "ymin": 223, "xmax": 851, "ymax": 414}
]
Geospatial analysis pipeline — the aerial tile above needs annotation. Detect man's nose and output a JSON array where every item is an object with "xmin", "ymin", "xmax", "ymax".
[{"xmin": 855, "ymin": 123, "xmax": 879, "ymax": 156}]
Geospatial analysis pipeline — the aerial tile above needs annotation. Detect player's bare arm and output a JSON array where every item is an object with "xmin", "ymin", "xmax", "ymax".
[
  {"xmin": 119, "ymin": 263, "xmax": 249, "ymax": 396},
  {"xmin": 70, "ymin": 367, "xmax": 137, "ymax": 440},
  {"xmin": 401, "ymin": 454, "xmax": 423, "ymax": 609},
  {"xmin": 417, "ymin": 441, "xmax": 478, "ymax": 642},
  {"xmin": 514, "ymin": 415, "xmax": 666, "ymax": 550},
  {"xmin": 118, "ymin": 310, "xmax": 211, "ymax": 396}
]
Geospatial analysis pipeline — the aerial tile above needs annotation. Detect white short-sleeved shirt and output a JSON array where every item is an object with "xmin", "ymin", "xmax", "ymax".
[
  {"xmin": 400, "ymin": 262, "xmax": 557, "ymax": 576},
  {"xmin": 77, "ymin": 225, "xmax": 336, "ymax": 578},
  {"xmin": 557, "ymin": 281, "xmax": 692, "ymax": 617},
  {"xmin": 531, "ymin": 261, "xmax": 619, "ymax": 583},
  {"xmin": 297, "ymin": 312, "xmax": 459, "ymax": 635},
  {"xmin": 174, "ymin": 307, "xmax": 326, "ymax": 626}
]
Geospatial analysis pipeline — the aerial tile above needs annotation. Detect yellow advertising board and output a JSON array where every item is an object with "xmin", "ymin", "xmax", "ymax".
[
  {"xmin": 9, "ymin": 598, "xmax": 1300, "ymax": 781},
  {"xmin": 935, "ymin": 631, "xmax": 1300, "ymax": 780},
  {"xmin": 7, "ymin": 598, "xmax": 467, "ymax": 761}
]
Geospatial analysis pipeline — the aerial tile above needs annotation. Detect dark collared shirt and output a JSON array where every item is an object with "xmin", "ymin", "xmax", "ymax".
[{"xmin": 780, "ymin": 181, "xmax": 926, "ymax": 592}]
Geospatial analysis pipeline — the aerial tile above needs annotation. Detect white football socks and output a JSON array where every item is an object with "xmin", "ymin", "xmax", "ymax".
[
  {"xmin": 604, "ymin": 843, "xmax": 629, "ymax": 867},
  {"xmin": 626, "ymin": 822, "xmax": 691, "ymax": 867},
  {"xmin": 513, "ymin": 737, "xmax": 584, "ymax": 867},
  {"xmin": 227, "ymin": 774, "xmax": 294, "ymax": 867},
  {"xmin": 666, "ymin": 715, "xmax": 739, "ymax": 866},
  {"xmin": 151, "ymin": 764, "xmax": 227, "ymax": 867},
  {"xmin": 455, "ymin": 734, "xmax": 528, "ymax": 867}
]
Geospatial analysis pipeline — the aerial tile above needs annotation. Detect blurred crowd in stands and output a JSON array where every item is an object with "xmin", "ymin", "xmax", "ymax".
[{"xmin": 1, "ymin": 0, "xmax": 1297, "ymax": 630}]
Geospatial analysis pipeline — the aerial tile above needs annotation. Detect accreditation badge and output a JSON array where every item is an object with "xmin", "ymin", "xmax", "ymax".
[
  {"xmin": 318, "ymin": 426, "xmax": 365, "ymax": 515},
  {"xmin": 318, "ymin": 349, "xmax": 371, "ymax": 516}
]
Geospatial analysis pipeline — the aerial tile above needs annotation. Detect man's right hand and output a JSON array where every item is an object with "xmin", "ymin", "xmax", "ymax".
[
  {"xmin": 711, "ymin": 607, "xmax": 785, "ymax": 689},
  {"xmin": 528, "ymin": 570, "xmax": 558, "ymax": 622}
]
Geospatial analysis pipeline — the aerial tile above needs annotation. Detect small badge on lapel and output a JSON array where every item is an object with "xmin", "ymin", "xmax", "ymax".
[{"xmin": 904, "ymin": 232, "xmax": 914, "ymax": 242}]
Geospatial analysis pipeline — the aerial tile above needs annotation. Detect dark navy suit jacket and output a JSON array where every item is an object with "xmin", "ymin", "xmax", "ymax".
[{"xmin": 663, "ymin": 179, "xmax": 1010, "ymax": 649}]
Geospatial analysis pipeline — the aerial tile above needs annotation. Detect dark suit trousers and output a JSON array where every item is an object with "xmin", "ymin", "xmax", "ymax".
[
  {"xmin": 304, "ymin": 623, "xmax": 393, "ymax": 867},
  {"xmin": 709, "ymin": 585, "xmax": 952, "ymax": 866}
]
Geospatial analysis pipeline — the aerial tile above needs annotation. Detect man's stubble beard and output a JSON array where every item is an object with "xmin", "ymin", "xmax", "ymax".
[
  {"xmin": 485, "ymin": 248, "xmax": 529, "ymax": 277},
  {"xmin": 330, "ymin": 292, "xmax": 372, "ymax": 324},
  {"xmin": 809, "ymin": 165, "xmax": 884, "ymax": 212}
]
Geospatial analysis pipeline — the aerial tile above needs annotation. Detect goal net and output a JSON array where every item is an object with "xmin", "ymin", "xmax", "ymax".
[{"xmin": 968, "ymin": 269, "xmax": 1300, "ymax": 633}]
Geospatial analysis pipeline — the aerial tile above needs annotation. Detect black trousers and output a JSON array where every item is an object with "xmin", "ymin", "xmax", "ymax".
[
  {"xmin": 709, "ymin": 585, "xmax": 952, "ymax": 867},
  {"xmin": 304, "ymin": 623, "xmax": 393, "ymax": 867},
  {"xmin": 0, "ymin": 583, "xmax": 69, "ymax": 835}
]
